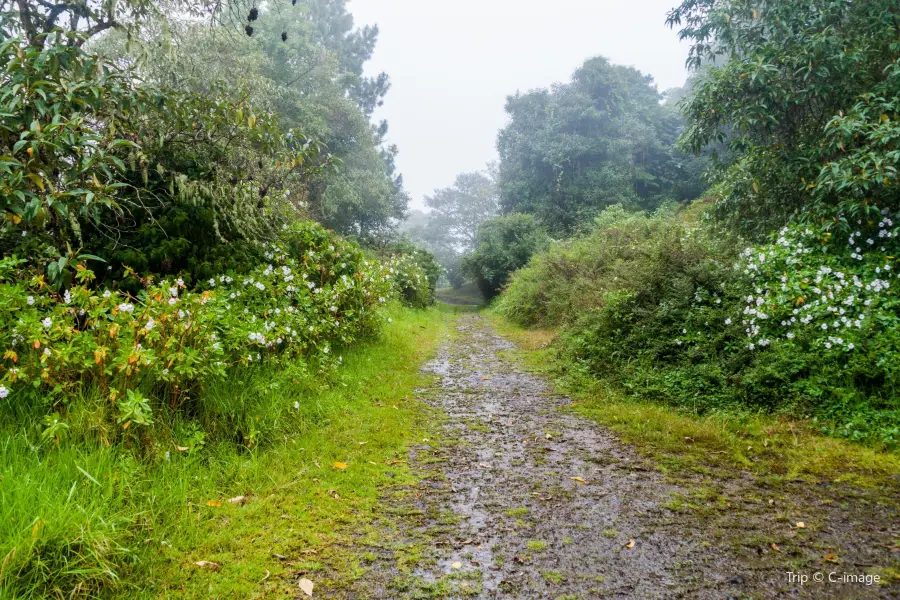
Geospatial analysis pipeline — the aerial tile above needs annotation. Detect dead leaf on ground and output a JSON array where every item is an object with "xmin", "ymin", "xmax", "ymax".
[
  {"xmin": 333, "ymin": 461, "xmax": 348, "ymax": 470},
  {"xmin": 570, "ymin": 476, "xmax": 587, "ymax": 485},
  {"xmin": 358, "ymin": 441, "xmax": 367, "ymax": 446},
  {"xmin": 194, "ymin": 560, "xmax": 221, "ymax": 571},
  {"xmin": 228, "ymin": 496, "xmax": 247, "ymax": 505},
  {"xmin": 451, "ymin": 561, "xmax": 462, "ymax": 569},
  {"xmin": 298, "ymin": 577, "xmax": 314, "ymax": 596},
  {"xmin": 625, "ymin": 539, "xmax": 635, "ymax": 549},
  {"xmin": 771, "ymin": 543, "xmax": 781, "ymax": 553},
  {"xmin": 481, "ymin": 377, "xmax": 490, "ymax": 380},
  {"xmin": 174, "ymin": 445, "xmax": 189, "ymax": 452},
  {"xmin": 823, "ymin": 553, "xmax": 839, "ymax": 563},
  {"xmin": 205, "ymin": 499, "xmax": 223, "ymax": 507},
  {"xmin": 479, "ymin": 463, "xmax": 491, "ymax": 469},
  {"xmin": 795, "ymin": 521, "xmax": 806, "ymax": 529}
]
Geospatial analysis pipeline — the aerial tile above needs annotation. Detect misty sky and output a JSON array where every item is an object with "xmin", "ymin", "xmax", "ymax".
[{"xmin": 348, "ymin": 0, "xmax": 692, "ymax": 210}]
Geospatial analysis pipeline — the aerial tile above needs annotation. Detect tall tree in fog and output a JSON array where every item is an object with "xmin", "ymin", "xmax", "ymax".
[{"xmin": 497, "ymin": 56, "xmax": 706, "ymax": 234}]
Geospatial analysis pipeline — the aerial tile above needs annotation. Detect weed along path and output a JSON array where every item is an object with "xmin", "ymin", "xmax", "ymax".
[{"xmin": 336, "ymin": 313, "xmax": 900, "ymax": 599}]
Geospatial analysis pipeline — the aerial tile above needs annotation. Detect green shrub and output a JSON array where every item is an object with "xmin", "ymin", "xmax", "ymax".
[
  {"xmin": 0, "ymin": 220, "xmax": 432, "ymax": 442},
  {"xmin": 462, "ymin": 213, "xmax": 548, "ymax": 300},
  {"xmin": 500, "ymin": 204, "xmax": 900, "ymax": 447}
]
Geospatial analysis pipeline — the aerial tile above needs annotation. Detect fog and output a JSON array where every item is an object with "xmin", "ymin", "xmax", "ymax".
[{"xmin": 349, "ymin": 0, "xmax": 691, "ymax": 209}]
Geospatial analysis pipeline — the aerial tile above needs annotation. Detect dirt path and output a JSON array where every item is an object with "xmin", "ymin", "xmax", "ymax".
[{"xmin": 339, "ymin": 314, "xmax": 899, "ymax": 599}]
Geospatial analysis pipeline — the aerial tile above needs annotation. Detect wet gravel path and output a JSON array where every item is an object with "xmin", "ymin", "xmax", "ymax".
[{"xmin": 342, "ymin": 314, "xmax": 899, "ymax": 599}]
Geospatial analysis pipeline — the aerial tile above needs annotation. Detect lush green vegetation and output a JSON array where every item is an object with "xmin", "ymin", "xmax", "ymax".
[
  {"xmin": 0, "ymin": 304, "xmax": 453, "ymax": 598},
  {"xmin": 0, "ymin": 2, "xmax": 444, "ymax": 596},
  {"xmin": 485, "ymin": 0, "xmax": 900, "ymax": 449}
]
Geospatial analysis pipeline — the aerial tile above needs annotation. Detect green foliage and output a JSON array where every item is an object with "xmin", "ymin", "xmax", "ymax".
[
  {"xmin": 404, "ymin": 170, "xmax": 499, "ymax": 287},
  {"xmin": 111, "ymin": 2, "xmax": 408, "ymax": 242},
  {"xmin": 0, "ymin": 304, "xmax": 451, "ymax": 599},
  {"xmin": 0, "ymin": 220, "xmax": 418, "ymax": 438},
  {"xmin": 668, "ymin": 0, "xmax": 900, "ymax": 237},
  {"xmin": 462, "ymin": 214, "xmax": 548, "ymax": 300},
  {"xmin": 499, "ymin": 205, "xmax": 900, "ymax": 447},
  {"xmin": 0, "ymin": 38, "xmax": 336, "ymax": 287},
  {"xmin": 497, "ymin": 56, "xmax": 706, "ymax": 234}
]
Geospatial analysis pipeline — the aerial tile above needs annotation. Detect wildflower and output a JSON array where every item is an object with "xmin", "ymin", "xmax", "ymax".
[
  {"xmin": 162, "ymin": 368, "xmax": 169, "ymax": 375},
  {"xmin": 102, "ymin": 290, "xmax": 111, "ymax": 298},
  {"xmin": 847, "ymin": 343, "xmax": 855, "ymax": 350},
  {"xmin": 176, "ymin": 278, "xmax": 184, "ymax": 286},
  {"xmin": 145, "ymin": 318, "xmax": 155, "ymax": 331},
  {"xmin": 293, "ymin": 401, "xmax": 300, "ymax": 410},
  {"xmin": 41, "ymin": 317, "xmax": 52, "ymax": 329},
  {"xmin": 63, "ymin": 290, "xmax": 72, "ymax": 304},
  {"xmin": 0, "ymin": 386, "xmax": 7, "ymax": 399},
  {"xmin": 43, "ymin": 348, "xmax": 51, "ymax": 356},
  {"xmin": 724, "ymin": 318, "xmax": 732, "ymax": 325},
  {"xmin": 209, "ymin": 279, "xmax": 216, "ymax": 286},
  {"xmin": 26, "ymin": 296, "xmax": 34, "ymax": 306},
  {"xmin": 168, "ymin": 298, "xmax": 177, "ymax": 306}
]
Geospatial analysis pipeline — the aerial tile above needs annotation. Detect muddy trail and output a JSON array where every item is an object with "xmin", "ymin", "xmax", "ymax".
[{"xmin": 335, "ymin": 314, "xmax": 899, "ymax": 599}]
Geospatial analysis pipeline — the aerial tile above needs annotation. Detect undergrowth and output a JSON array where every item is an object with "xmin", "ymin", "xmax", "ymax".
[
  {"xmin": 490, "ymin": 313, "xmax": 900, "ymax": 493},
  {"xmin": 0, "ymin": 304, "xmax": 455, "ymax": 599},
  {"xmin": 496, "ymin": 203, "xmax": 900, "ymax": 448}
]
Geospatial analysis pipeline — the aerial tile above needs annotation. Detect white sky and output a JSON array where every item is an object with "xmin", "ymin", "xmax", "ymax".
[{"xmin": 348, "ymin": 0, "xmax": 691, "ymax": 209}]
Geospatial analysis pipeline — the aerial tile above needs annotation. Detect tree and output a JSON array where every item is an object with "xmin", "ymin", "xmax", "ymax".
[
  {"xmin": 462, "ymin": 214, "xmax": 548, "ymax": 300},
  {"xmin": 93, "ymin": 1, "xmax": 408, "ymax": 241},
  {"xmin": 424, "ymin": 170, "xmax": 499, "ymax": 249},
  {"xmin": 0, "ymin": 0, "xmax": 293, "ymax": 47},
  {"xmin": 497, "ymin": 56, "xmax": 705, "ymax": 234},
  {"xmin": 668, "ymin": 0, "xmax": 900, "ymax": 237}
]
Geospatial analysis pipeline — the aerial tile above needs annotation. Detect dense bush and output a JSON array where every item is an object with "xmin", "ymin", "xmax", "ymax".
[
  {"xmin": 462, "ymin": 213, "xmax": 548, "ymax": 300},
  {"xmin": 0, "ymin": 37, "xmax": 335, "ymax": 290},
  {"xmin": 499, "ymin": 205, "xmax": 900, "ymax": 447},
  {"xmin": 0, "ymin": 220, "xmax": 434, "ymax": 444}
]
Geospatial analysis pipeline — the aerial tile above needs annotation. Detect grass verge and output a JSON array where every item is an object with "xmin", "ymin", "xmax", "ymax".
[
  {"xmin": 0, "ymin": 304, "xmax": 458, "ymax": 599},
  {"xmin": 488, "ymin": 312, "xmax": 900, "ymax": 494}
]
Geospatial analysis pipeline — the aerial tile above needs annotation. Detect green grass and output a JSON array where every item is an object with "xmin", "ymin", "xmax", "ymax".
[
  {"xmin": 489, "ymin": 312, "xmax": 900, "ymax": 492},
  {"xmin": 0, "ymin": 304, "xmax": 458, "ymax": 599}
]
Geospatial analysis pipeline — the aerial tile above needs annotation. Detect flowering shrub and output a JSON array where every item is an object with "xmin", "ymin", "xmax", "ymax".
[
  {"xmin": 736, "ymin": 211, "xmax": 898, "ymax": 355},
  {"xmin": 502, "ymin": 204, "xmax": 900, "ymax": 447},
  {"xmin": 0, "ymin": 220, "xmax": 432, "ymax": 437}
]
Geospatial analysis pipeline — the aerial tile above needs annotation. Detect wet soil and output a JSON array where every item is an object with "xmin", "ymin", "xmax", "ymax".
[{"xmin": 336, "ymin": 314, "xmax": 900, "ymax": 599}]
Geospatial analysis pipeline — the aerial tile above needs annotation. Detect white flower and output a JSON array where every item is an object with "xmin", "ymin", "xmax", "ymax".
[
  {"xmin": 847, "ymin": 343, "xmax": 855, "ymax": 350},
  {"xmin": 0, "ymin": 386, "xmax": 8, "ymax": 399},
  {"xmin": 168, "ymin": 298, "xmax": 177, "ymax": 305},
  {"xmin": 293, "ymin": 401, "xmax": 300, "ymax": 410},
  {"xmin": 63, "ymin": 290, "xmax": 71, "ymax": 304},
  {"xmin": 144, "ymin": 318, "xmax": 155, "ymax": 331},
  {"xmin": 102, "ymin": 290, "xmax": 111, "ymax": 298},
  {"xmin": 162, "ymin": 368, "xmax": 169, "ymax": 375},
  {"xmin": 176, "ymin": 278, "xmax": 184, "ymax": 286},
  {"xmin": 209, "ymin": 279, "xmax": 215, "ymax": 286},
  {"xmin": 43, "ymin": 348, "xmax": 51, "ymax": 356},
  {"xmin": 41, "ymin": 317, "xmax": 52, "ymax": 329},
  {"xmin": 323, "ymin": 346, "xmax": 330, "ymax": 354},
  {"xmin": 724, "ymin": 318, "xmax": 732, "ymax": 325},
  {"xmin": 26, "ymin": 296, "xmax": 34, "ymax": 306}
]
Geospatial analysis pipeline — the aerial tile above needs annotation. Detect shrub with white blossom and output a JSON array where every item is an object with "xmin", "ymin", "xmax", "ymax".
[{"xmin": 0, "ymin": 220, "xmax": 431, "ymax": 438}]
